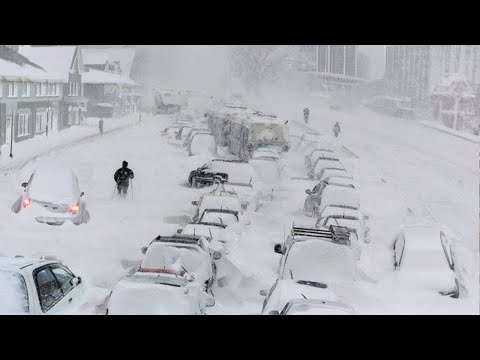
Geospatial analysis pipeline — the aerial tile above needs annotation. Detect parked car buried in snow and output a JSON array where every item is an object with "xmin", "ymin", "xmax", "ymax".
[
  {"xmin": 139, "ymin": 234, "xmax": 222, "ymax": 295},
  {"xmin": 304, "ymin": 177, "xmax": 357, "ymax": 217},
  {"xmin": 188, "ymin": 132, "xmax": 217, "ymax": 157},
  {"xmin": 0, "ymin": 256, "xmax": 86, "ymax": 315},
  {"xmin": 392, "ymin": 226, "xmax": 459, "ymax": 298},
  {"xmin": 106, "ymin": 271, "xmax": 215, "ymax": 315},
  {"xmin": 314, "ymin": 186, "xmax": 360, "ymax": 217},
  {"xmin": 273, "ymin": 225, "xmax": 357, "ymax": 285},
  {"xmin": 311, "ymin": 157, "xmax": 345, "ymax": 180},
  {"xmin": 11, "ymin": 166, "xmax": 90, "ymax": 226},
  {"xmin": 192, "ymin": 189, "xmax": 243, "ymax": 221},
  {"xmin": 260, "ymin": 278, "xmax": 355, "ymax": 315},
  {"xmin": 304, "ymin": 148, "xmax": 336, "ymax": 174}
]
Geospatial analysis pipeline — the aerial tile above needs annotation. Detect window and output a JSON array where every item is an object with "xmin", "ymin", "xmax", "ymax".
[
  {"xmin": 455, "ymin": 45, "xmax": 461, "ymax": 73},
  {"xmin": 0, "ymin": 81, "xmax": 2, "ymax": 98},
  {"xmin": 444, "ymin": 45, "xmax": 451, "ymax": 73},
  {"xmin": 55, "ymin": 83, "xmax": 60, "ymax": 96},
  {"xmin": 69, "ymin": 82, "xmax": 73, "ymax": 96},
  {"xmin": 36, "ymin": 111, "xmax": 46, "ymax": 133},
  {"xmin": 7, "ymin": 82, "xmax": 18, "ymax": 98},
  {"xmin": 50, "ymin": 266, "xmax": 75, "ymax": 295},
  {"xmin": 21, "ymin": 82, "xmax": 30, "ymax": 97},
  {"xmin": 17, "ymin": 113, "xmax": 30, "ymax": 137},
  {"xmin": 41, "ymin": 82, "xmax": 47, "ymax": 96},
  {"xmin": 34, "ymin": 267, "xmax": 64, "ymax": 312},
  {"xmin": 36, "ymin": 83, "xmax": 42, "ymax": 97}
]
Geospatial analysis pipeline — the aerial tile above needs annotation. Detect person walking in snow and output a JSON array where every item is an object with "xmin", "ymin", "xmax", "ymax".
[
  {"xmin": 99, "ymin": 118, "xmax": 104, "ymax": 136},
  {"xmin": 114, "ymin": 161, "xmax": 135, "ymax": 198},
  {"xmin": 303, "ymin": 108, "xmax": 310, "ymax": 124},
  {"xmin": 333, "ymin": 122, "xmax": 341, "ymax": 138}
]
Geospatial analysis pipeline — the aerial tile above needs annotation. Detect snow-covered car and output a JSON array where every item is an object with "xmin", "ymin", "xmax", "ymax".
[
  {"xmin": 273, "ymin": 225, "xmax": 357, "ymax": 284},
  {"xmin": 315, "ymin": 186, "xmax": 360, "ymax": 216},
  {"xmin": 11, "ymin": 166, "xmax": 90, "ymax": 226},
  {"xmin": 182, "ymin": 127, "xmax": 210, "ymax": 147},
  {"xmin": 188, "ymin": 132, "xmax": 217, "ymax": 156},
  {"xmin": 304, "ymin": 178, "xmax": 357, "ymax": 216},
  {"xmin": 140, "ymin": 234, "xmax": 222, "ymax": 294},
  {"xmin": 178, "ymin": 125, "xmax": 193, "ymax": 142},
  {"xmin": 188, "ymin": 159, "xmax": 258, "ymax": 188},
  {"xmin": 222, "ymin": 182, "xmax": 262, "ymax": 211},
  {"xmin": 304, "ymin": 148, "xmax": 336, "ymax": 173},
  {"xmin": 249, "ymin": 155, "xmax": 283, "ymax": 188},
  {"xmin": 106, "ymin": 271, "xmax": 215, "ymax": 315},
  {"xmin": 192, "ymin": 189, "xmax": 243, "ymax": 220},
  {"xmin": 317, "ymin": 205, "xmax": 369, "ymax": 242},
  {"xmin": 161, "ymin": 125, "xmax": 182, "ymax": 140},
  {"xmin": 316, "ymin": 168, "xmax": 352, "ymax": 183},
  {"xmin": 197, "ymin": 209, "xmax": 247, "ymax": 235},
  {"xmin": 392, "ymin": 226, "xmax": 459, "ymax": 298},
  {"xmin": 251, "ymin": 148, "xmax": 280, "ymax": 160},
  {"xmin": 177, "ymin": 221, "xmax": 239, "ymax": 255},
  {"xmin": 259, "ymin": 278, "xmax": 355, "ymax": 315},
  {"xmin": 0, "ymin": 256, "xmax": 85, "ymax": 314},
  {"xmin": 311, "ymin": 157, "xmax": 345, "ymax": 180}
]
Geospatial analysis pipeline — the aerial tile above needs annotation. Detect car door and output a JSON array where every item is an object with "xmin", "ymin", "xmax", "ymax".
[
  {"xmin": 49, "ymin": 264, "xmax": 83, "ymax": 309},
  {"xmin": 393, "ymin": 233, "xmax": 406, "ymax": 269},
  {"xmin": 33, "ymin": 266, "xmax": 67, "ymax": 314}
]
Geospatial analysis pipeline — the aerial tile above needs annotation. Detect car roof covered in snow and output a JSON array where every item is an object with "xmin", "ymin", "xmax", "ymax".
[
  {"xmin": 206, "ymin": 160, "xmax": 258, "ymax": 183},
  {"xmin": 0, "ymin": 256, "xmax": 47, "ymax": 271},
  {"xmin": 400, "ymin": 226, "xmax": 447, "ymax": 250},
  {"xmin": 28, "ymin": 166, "xmax": 81, "ymax": 204},
  {"xmin": 319, "ymin": 206, "xmax": 362, "ymax": 220},
  {"xmin": 320, "ymin": 186, "xmax": 360, "ymax": 210},
  {"xmin": 283, "ymin": 299, "xmax": 355, "ymax": 315}
]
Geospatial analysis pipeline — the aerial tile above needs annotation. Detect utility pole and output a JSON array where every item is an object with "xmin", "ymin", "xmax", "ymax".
[{"xmin": 9, "ymin": 109, "xmax": 14, "ymax": 158}]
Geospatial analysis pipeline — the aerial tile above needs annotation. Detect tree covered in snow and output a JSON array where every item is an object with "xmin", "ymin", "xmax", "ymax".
[{"xmin": 229, "ymin": 45, "xmax": 293, "ymax": 95}]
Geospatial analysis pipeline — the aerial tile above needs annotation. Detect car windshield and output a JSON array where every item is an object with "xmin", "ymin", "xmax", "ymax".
[
  {"xmin": 284, "ymin": 302, "xmax": 352, "ymax": 315},
  {"xmin": 200, "ymin": 212, "xmax": 238, "ymax": 226},
  {"xmin": 108, "ymin": 281, "xmax": 199, "ymax": 315},
  {"xmin": 199, "ymin": 195, "xmax": 241, "ymax": 215},
  {"xmin": 283, "ymin": 240, "xmax": 356, "ymax": 283},
  {"xmin": 141, "ymin": 243, "xmax": 208, "ymax": 276},
  {"xmin": 0, "ymin": 271, "xmax": 29, "ymax": 314}
]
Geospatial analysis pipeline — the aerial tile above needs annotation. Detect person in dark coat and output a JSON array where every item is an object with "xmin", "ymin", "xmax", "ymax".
[
  {"xmin": 333, "ymin": 122, "xmax": 341, "ymax": 137},
  {"xmin": 303, "ymin": 108, "xmax": 310, "ymax": 124},
  {"xmin": 99, "ymin": 118, "xmax": 104, "ymax": 136},
  {"xmin": 114, "ymin": 161, "xmax": 135, "ymax": 198}
]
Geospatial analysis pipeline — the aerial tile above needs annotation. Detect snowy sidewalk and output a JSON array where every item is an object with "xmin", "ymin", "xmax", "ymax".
[
  {"xmin": 0, "ymin": 113, "xmax": 143, "ymax": 172},
  {"xmin": 421, "ymin": 121, "xmax": 480, "ymax": 144}
]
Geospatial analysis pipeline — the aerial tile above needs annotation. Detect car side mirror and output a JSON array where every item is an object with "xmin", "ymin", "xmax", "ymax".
[
  {"xmin": 192, "ymin": 201, "xmax": 198, "ymax": 206},
  {"xmin": 274, "ymin": 244, "xmax": 285, "ymax": 254},
  {"xmin": 141, "ymin": 247, "xmax": 148, "ymax": 254},
  {"xmin": 21, "ymin": 182, "xmax": 28, "ymax": 188},
  {"xmin": 268, "ymin": 310, "xmax": 280, "ymax": 315},
  {"xmin": 259, "ymin": 290, "xmax": 268, "ymax": 296},
  {"xmin": 305, "ymin": 189, "xmax": 311, "ymax": 195},
  {"xmin": 212, "ymin": 251, "xmax": 222, "ymax": 260},
  {"xmin": 177, "ymin": 229, "xmax": 183, "ymax": 234},
  {"xmin": 70, "ymin": 276, "xmax": 81, "ymax": 286},
  {"xmin": 80, "ymin": 192, "xmax": 85, "ymax": 197}
]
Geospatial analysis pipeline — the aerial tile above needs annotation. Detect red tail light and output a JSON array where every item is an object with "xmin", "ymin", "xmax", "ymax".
[
  {"xmin": 68, "ymin": 204, "xmax": 80, "ymax": 215},
  {"xmin": 23, "ymin": 196, "xmax": 31, "ymax": 208}
]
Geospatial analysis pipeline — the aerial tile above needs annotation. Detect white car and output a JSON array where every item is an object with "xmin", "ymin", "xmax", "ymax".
[
  {"xmin": 392, "ymin": 226, "xmax": 459, "ymax": 298},
  {"xmin": 197, "ymin": 209, "xmax": 246, "ymax": 235},
  {"xmin": 11, "ymin": 166, "xmax": 90, "ymax": 226},
  {"xmin": 178, "ymin": 222, "xmax": 239, "ymax": 255},
  {"xmin": 273, "ymin": 225, "xmax": 357, "ymax": 285},
  {"xmin": 192, "ymin": 190, "xmax": 243, "ymax": 221},
  {"xmin": 312, "ymin": 158, "xmax": 345, "ymax": 180},
  {"xmin": 304, "ymin": 148, "xmax": 336, "ymax": 173},
  {"xmin": 304, "ymin": 178, "xmax": 357, "ymax": 217},
  {"xmin": 140, "ymin": 234, "xmax": 222, "ymax": 294},
  {"xmin": 316, "ymin": 168, "xmax": 352, "ymax": 183},
  {"xmin": 260, "ymin": 279, "xmax": 355, "ymax": 315},
  {"xmin": 106, "ymin": 272, "xmax": 215, "ymax": 315},
  {"xmin": 315, "ymin": 186, "xmax": 360, "ymax": 216},
  {"xmin": 0, "ymin": 256, "xmax": 85, "ymax": 314},
  {"xmin": 318, "ymin": 205, "xmax": 369, "ymax": 240},
  {"xmin": 249, "ymin": 155, "xmax": 283, "ymax": 189},
  {"xmin": 188, "ymin": 132, "xmax": 217, "ymax": 156},
  {"xmin": 222, "ymin": 182, "xmax": 262, "ymax": 211}
]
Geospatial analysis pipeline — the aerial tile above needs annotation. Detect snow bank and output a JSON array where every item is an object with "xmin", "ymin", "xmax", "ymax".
[
  {"xmin": 421, "ymin": 121, "xmax": 480, "ymax": 143},
  {"xmin": 0, "ymin": 271, "xmax": 29, "ymax": 314}
]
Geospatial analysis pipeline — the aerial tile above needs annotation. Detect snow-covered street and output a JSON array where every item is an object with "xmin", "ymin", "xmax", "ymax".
[{"xmin": 1, "ymin": 99, "xmax": 477, "ymax": 314}]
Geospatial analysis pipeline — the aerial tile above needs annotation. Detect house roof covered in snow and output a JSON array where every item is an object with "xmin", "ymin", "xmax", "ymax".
[
  {"xmin": 81, "ymin": 48, "xmax": 135, "ymax": 76},
  {"xmin": 82, "ymin": 68, "xmax": 138, "ymax": 85},
  {"xmin": 18, "ymin": 45, "xmax": 78, "ymax": 82},
  {"xmin": 0, "ymin": 46, "xmax": 50, "ymax": 81}
]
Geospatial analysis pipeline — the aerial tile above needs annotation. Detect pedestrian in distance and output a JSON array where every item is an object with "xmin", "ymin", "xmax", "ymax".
[
  {"xmin": 99, "ymin": 118, "xmax": 104, "ymax": 136},
  {"xmin": 333, "ymin": 122, "xmax": 341, "ymax": 138},
  {"xmin": 303, "ymin": 108, "xmax": 310, "ymax": 124},
  {"xmin": 114, "ymin": 161, "xmax": 135, "ymax": 198}
]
